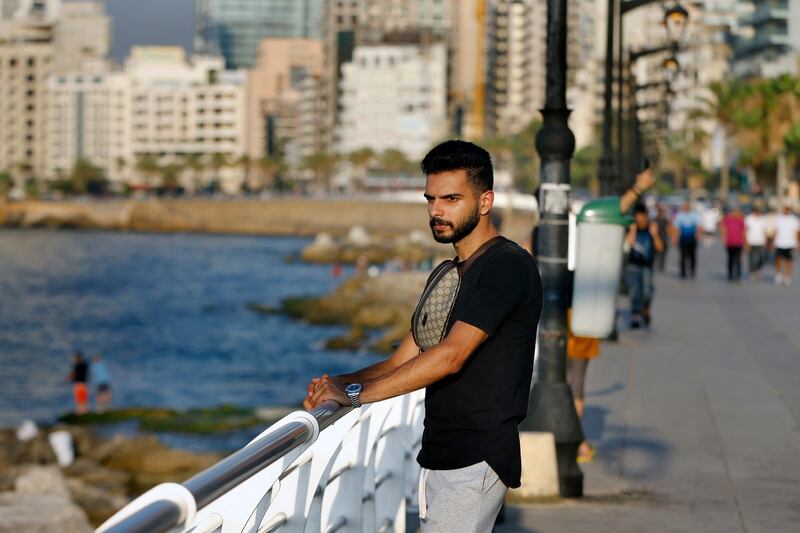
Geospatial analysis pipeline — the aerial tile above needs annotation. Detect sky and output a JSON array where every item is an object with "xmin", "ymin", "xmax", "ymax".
[{"xmin": 71, "ymin": 0, "xmax": 196, "ymax": 62}]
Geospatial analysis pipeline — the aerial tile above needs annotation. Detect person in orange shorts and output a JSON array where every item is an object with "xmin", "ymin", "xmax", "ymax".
[
  {"xmin": 567, "ymin": 310, "xmax": 600, "ymax": 462},
  {"xmin": 68, "ymin": 351, "xmax": 90, "ymax": 415}
]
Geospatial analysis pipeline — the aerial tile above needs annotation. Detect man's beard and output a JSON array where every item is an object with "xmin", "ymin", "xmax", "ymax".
[{"xmin": 429, "ymin": 207, "xmax": 481, "ymax": 244}]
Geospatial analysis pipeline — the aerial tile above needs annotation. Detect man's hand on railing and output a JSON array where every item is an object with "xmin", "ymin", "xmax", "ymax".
[{"xmin": 304, "ymin": 374, "xmax": 348, "ymax": 410}]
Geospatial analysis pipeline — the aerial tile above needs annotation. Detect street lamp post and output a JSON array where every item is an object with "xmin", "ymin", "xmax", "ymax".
[
  {"xmin": 522, "ymin": 0, "xmax": 583, "ymax": 497},
  {"xmin": 599, "ymin": 0, "xmax": 689, "ymax": 194}
]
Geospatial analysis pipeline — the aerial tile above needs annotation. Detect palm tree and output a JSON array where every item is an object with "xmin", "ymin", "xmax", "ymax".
[
  {"xmin": 134, "ymin": 155, "xmax": 160, "ymax": 189},
  {"xmin": 255, "ymin": 155, "xmax": 282, "ymax": 192},
  {"xmin": 301, "ymin": 151, "xmax": 339, "ymax": 192},
  {"xmin": 157, "ymin": 163, "xmax": 183, "ymax": 194},
  {"xmin": 184, "ymin": 154, "xmax": 204, "ymax": 194},
  {"xmin": 696, "ymin": 79, "xmax": 746, "ymax": 200},
  {"xmin": 347, "ymin": 147, "xmax": 375, "ymax": 191},
  {"xmin": 378, "ymin": 149, "xmax": 413, "ymax": 177},
  {"xmin": 235, "ymin": 155, "xmax": 252, "ymax": 192},
  {"xmin": 764, "ymin": 75, "xmax": 800, "ymax": 202}
]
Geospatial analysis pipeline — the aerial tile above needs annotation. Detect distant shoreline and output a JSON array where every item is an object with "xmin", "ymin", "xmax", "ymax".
[{"xmin": 0, "ymin": 197, "xmax": 537, "ymax": 242}]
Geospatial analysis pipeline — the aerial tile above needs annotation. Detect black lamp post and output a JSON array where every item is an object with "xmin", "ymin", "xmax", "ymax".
[
  {"xmin": 523, "ymin": 0, "xmax": 583, "ymax": 498},
  {"xmin": 599, "ymin": 0, "xmax": 689, "ymax": 194}
]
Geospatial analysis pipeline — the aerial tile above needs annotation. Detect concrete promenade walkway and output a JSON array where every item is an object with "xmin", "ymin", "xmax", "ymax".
[{"xmin": 499, "ymin": 241, "xmax": 800, "ymax": 532}]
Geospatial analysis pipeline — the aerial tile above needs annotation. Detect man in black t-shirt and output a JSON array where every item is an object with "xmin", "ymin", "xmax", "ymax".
[{"xmin": 305, "ymin": 140, "xmax": 543, "ymax": 532}]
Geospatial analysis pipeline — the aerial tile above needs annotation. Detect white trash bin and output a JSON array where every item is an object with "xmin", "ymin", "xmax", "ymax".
[{"xmin": 571, "ymin": 198, "xmax": 630, "ymax": 338}]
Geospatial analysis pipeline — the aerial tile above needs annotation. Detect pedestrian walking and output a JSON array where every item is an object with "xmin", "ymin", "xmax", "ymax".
[
  {"xmin": 68, "ymin": 351, "xmax": 90, "ymax": 415},
  {"xmin": 672, "ymin": 202, "xmax": 701, "ymax": 279},
  {"xmin": 701, "ymin": 202, "xmax": 720, "ymax": 247},
  {"xmin": 773, "ymin": 205, "xmax": 800, "ymax": 286},
  {"xmin": 303, "ymin": 140, "xmax": 542, "ymax": 532},
  {"xmin": 625, "ymin": 204, "xmax": 664, "ymax": 328},
  {"xmin": 92, "ymin": 354, "xmax": 112, "ymax": 412},
  {"xmin": 654, "ymin": 204, "xmax": 670, "ymax": 272},
  {"xmin": 745, "ymin": 204, "xmax": 767, "ymax": 280},
  {"xmin": 720, "ymin": 206, "xmax": 746, "ymax": 281}
]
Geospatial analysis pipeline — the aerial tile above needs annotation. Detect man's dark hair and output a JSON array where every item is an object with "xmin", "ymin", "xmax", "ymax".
[
  {"xmin": 421, "ymin": 140, "xmax": 493, "ymax": 192},
  {"xmin": 633, "ymin": 203, "xmax": 648, "ymax": 215}
]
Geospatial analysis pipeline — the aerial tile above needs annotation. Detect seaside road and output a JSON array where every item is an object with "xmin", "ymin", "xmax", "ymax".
[{"xmin": 498, "ymin": 241, "xmax": 800, "ymax": 533}]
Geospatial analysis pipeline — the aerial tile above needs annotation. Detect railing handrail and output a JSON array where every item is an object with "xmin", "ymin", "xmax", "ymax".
[{"xmin": 97, "ymin": 401, "xmax": 352, "ymax": 533}]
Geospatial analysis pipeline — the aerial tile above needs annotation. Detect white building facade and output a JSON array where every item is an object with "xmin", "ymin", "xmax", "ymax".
[
  {"xmin": 45, "ymin": 61, "xmax": 130, "ymax": 182},
  {"xmin": 337, "ymin": 42, "xmax": 447, "ymax": 161},
  {"xmin": 44, "ymin": 47, "xmax": 249, "ymax": 193}
]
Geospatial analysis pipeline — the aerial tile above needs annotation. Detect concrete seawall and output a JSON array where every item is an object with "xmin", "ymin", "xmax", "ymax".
[{"xmin": 0, "ymin": 198, "xmax": 538, "ymax": 242}]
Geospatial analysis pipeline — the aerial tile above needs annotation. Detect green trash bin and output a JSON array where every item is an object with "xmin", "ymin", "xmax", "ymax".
[{"xmin": 571, "ymin": 198, "xmax": 631, "ymax": 337}]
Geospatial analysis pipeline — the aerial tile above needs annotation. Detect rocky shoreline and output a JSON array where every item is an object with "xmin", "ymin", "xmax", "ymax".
[
  {"xmin": 0, "ymin": 198, "xmax": 537, "ymax": 243},
  {"xmin": 0, "ymin": 424, "xmax": 220, "ymax": 530},
  {"xmin": 0, "ymin": 404, "xmax": 296, "ymax": 530}
]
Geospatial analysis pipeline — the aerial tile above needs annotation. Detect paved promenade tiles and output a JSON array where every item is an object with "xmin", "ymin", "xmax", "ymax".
[{"xmin": 499, "ymin": 243, "xmax": 800, "ymax": 532}]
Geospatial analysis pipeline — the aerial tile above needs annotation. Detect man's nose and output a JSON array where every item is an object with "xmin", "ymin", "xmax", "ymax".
[{"xmin": 428, "ymin": 199, "xmax": 443, "ymax": 218}]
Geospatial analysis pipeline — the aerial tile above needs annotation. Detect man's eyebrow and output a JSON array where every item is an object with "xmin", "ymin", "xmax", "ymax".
[{"xmin": 423, "ymin": 192, "xmax": 464, "ymax": 200}]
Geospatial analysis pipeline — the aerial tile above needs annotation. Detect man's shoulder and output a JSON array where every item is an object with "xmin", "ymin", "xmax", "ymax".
[{"xmin": 483, "ymin": 239, "xmax": 538, "ymax": 275}]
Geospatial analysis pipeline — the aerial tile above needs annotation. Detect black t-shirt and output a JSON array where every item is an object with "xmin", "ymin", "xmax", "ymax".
[
  {"xmin": 72, "ymin": 361, "xmax": 89, "ymax": 383},
  {"xmin": 416, "ymin": 237, "xmax": 543, "ymax": 488}
]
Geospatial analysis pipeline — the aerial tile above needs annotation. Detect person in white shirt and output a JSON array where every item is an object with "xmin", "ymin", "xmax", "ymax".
[
  {"xmin": 744, "ymin": 205, "xmax": 768, "ymax": 280},
  {"xmin": 701, "ymin": 204, "xmax": 720, "ymax": 247},
  {"xmin": 773, "ymin": 205, "xmax": 800, "ymax": 286}
]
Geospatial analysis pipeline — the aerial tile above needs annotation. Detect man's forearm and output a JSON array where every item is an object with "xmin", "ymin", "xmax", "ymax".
[
  {"xmin": 336, "ymin": 358, "xmax": 405, "ymax": 384},
  {"xmin": 360, "ymin": 344, "xmax": 455, "ymax": 404}
]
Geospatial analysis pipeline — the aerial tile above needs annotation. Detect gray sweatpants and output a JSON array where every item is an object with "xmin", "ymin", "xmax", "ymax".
[{"xmin": 418, "ymin": 461, "xmax": 507, "ymax": 533}]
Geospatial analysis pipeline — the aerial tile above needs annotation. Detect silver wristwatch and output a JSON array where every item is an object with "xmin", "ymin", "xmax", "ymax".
[{"xmin": 345, "ymin": 383, "xmax": 362, "ymax": 408}]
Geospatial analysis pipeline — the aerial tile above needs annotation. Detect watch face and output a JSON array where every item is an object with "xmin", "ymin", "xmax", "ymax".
[{"xmin": 345, "ymin": 383, "xmax": 361, "ymax": 394}]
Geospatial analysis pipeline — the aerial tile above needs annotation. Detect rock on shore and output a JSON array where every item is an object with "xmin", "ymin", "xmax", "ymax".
[
  {"xmin": 0, "ymin": 466, "xmax": 92, "ymax": 533},
  {"xmin": 277, "ymin": 271, "xmax": 429, "ymax": 353},
  {"xmin": 0, "ymin": 425, "xmax": 222, "ymax": 528}
]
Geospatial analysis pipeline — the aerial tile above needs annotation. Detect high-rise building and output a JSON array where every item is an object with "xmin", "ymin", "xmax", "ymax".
[
  {"xmin": 45, "ymin": 60, "xmax": 130, "ymax": 183},
  {"xmin": 51, "ymin": 1, "xmax": 110, "ymax": 72},
  {"xmin": 449, "ymin": 0, "xmax": 483, "ymax": 138},
  {"xmin": 322, "ymin": 0, "xmax": 453, "ymax": 151},
  {"xmin": 195, "ymin": 0, "xmax": 326, "ymax": 69},
  {"xmin": 245, "ymin": 38, "xmax": 324, "ymax": 162},
  {"xmin": 733, "ymin": 0, "xmax": 800, "ymax": 78},
  {"xmin": 0, "ymin": 0, "xmax": 109, "ymax": 180},
  {"xmin": 338, "ymin": 42, "xmax": 448, "ymax": 161},
  {"xmin": 45, "ymin": 47, "xmax": 249, "ymax": 193},
  {"xmin": 125, "ymin": 47, "xmax": 248, "ymax": 192},
  {"xmin": 485, "ymin": 0, "xmax": 543, "ymax": 136},
  {"xmin": 0, "ymin": 26, "xmax": 53, "ymax": 179}
]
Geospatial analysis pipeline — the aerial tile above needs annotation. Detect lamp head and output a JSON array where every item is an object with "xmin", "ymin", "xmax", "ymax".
[{"xmin": 664, "ymin": 3, "xmax": 689, "ymax": 44}]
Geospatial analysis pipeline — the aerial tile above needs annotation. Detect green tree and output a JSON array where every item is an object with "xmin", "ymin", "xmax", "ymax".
[
  {"xmin": 571, "ymin": 145, "xmax": 600, "ymax": 193},
  {"xmin": 255, "ymin": 155, "xmax": 283, "ymax": 191},
  {"xmin": 184, "ymin": 154, "xmax": 204, "ymax": 193},
  {"xmin": 696, "ymin": 79, "xmax": 746, "ymax": 199},
  {"xmin": 135, "ymin": 155, "xmax": 160, "ymax": 188},
  {"xmin": 378, "ymin": 149, "xmax": 414, "ymax": 176},
  {"xmin": 68, "ymin": 159, "xmax": 108, "ymax": 195},
  {"xmin": 235, "ymin": 155, "xmax": 252, "ymax": 192},
  {"xmin": 482, "ymin": 120, "xmax": 542, "ymax": 193},
  {"xmin": 0, "ymin": 171, "xmax": 11, "ymax": 198},
  {"xmin": 348, "ymin": 147, "xmax": 375, "ymax": 190},
  {"xmin": 157, "ymin": 163, "xmax": 183, "ymax": 193},
  {"xmin": 302, "ymin": 151, "xmax": 339, "ymax": 191}
]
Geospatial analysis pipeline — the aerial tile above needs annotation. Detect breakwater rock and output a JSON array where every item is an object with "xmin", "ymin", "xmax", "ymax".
[
  {"xmin": 276, "ymin": 271, "xmax": 428, "ymax": 353},
  {"xmin": 0, "ymin": 424, "xmax": 222, "ymax": 527},
  {"xmin": 301, "ymin": 228, "xmax": 444, "ymax": 265}
]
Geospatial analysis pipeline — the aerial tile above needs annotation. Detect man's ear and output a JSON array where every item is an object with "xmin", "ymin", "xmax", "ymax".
[{"xmin": 480, "ymin": 190, "xmax": 494, "ymax": 216}]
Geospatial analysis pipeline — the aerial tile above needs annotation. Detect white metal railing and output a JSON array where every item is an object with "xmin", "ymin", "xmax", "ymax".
[{"xmin": 96, "ymin": 390, "xmax": 425, "ymax": 533}]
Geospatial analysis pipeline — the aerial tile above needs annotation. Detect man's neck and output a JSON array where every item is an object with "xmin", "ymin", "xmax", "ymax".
[{"xmin": 453, "ymin": 223, "xmax": 500, "ymax": 262}]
